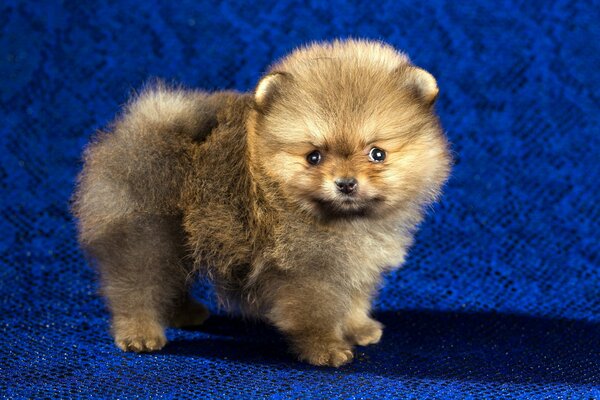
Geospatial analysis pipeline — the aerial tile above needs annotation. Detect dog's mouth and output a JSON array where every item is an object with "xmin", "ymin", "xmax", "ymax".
[{"xmin": 310, "ymin": 196, "xmax": 384, "ymax": 219}]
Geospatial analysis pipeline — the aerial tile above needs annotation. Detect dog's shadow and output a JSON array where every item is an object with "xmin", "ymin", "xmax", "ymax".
[{"xmin": 162, "ymin": 310, "xmax": 600, "ymax": 385}]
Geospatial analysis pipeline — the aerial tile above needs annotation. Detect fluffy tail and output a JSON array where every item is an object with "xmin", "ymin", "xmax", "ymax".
[{"xmin": 72, "ymin": 83, "xmax": 236, "ymax": 245}]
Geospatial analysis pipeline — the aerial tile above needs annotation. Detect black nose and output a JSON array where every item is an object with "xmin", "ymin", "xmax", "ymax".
[{"xmin": 335, "ymin": 178, "xmax": 358, "ymax": 195}]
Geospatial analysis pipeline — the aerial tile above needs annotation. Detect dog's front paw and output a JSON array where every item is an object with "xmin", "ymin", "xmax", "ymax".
[
  {"xmin": 347, "ymin": 318, "xmax": 383, "ymax": 346},
  {"xmin": 295, "ymin": 339, "xmax": 354, "ymax": 367}
]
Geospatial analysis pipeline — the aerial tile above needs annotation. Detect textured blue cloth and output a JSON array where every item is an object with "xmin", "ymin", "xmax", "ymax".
[{"xmin": 1, "ymin": 0, "xmax": 599, "ymax": 398}]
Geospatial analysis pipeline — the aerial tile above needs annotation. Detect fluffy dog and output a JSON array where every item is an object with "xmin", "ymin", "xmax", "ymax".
[{"xmin": 73, "ymin": 39, "xmax": 451, "ymax": 367}]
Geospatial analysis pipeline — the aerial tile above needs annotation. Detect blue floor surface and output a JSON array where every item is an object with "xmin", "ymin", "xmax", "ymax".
[{"xmin": 1, "ymin": 1, "xmax": 599, "ymax": 398}]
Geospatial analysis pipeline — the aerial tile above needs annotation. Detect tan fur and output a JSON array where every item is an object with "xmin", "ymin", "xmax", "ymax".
[{"xmin": 72, "ymin": 39, "xmax": 451, "ymax": 366}]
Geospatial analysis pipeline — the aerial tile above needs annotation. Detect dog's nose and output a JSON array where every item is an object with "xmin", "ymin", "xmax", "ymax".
[{"xmin": 335, "ymin": 178, "xmax": 358, "ymax": 195}]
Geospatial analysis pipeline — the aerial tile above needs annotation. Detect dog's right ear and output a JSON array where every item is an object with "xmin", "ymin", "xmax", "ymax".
[
  {"xmin": 394, "ymin": 65, "xmax": 439, "ymax": 106},
  {"xmin": 254, "ymin": 72, "xmax": 290, "ymax": 113}
]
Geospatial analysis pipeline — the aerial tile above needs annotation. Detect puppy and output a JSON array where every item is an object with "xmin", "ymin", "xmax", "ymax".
[{"xmin": 72, "ymin": 39, "xmax": 451, "ymax": 367}]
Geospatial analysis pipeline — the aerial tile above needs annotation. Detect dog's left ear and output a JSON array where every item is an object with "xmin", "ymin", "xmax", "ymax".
[
  {"xmin": 254, "ymin": 71, "xmax": 290, "ymax": 112},
  {"xmin": 396, "ymin": 66, "xmax": 439, "ymax": 105}
]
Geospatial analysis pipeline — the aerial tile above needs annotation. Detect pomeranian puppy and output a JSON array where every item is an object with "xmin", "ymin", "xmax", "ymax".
[{"xmin": 72, "ymin": 39, "xmax": 451, "ymax": 367}]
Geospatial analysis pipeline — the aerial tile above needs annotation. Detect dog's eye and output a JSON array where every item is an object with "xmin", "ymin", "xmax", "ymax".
[
  {"xmin": 306, "ymin": 150, "xmax": 322, "ymax": 165},
  {"xmin": 368, "ymin": 147, "xmax": 386, "ymax": 163}
]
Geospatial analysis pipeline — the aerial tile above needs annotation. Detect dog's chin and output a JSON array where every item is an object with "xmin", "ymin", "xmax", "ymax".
[{"xmin": 309, "ymin": 197, "xmax": 381, "ymax": 221}]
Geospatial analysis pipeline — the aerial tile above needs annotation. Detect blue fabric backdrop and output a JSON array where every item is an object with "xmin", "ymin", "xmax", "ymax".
[{"xmin": 1, "ymin": 0, "xmax": 599, "ymax": 398}]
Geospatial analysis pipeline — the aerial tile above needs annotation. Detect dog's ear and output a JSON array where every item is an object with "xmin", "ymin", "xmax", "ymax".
[
  {"xmin": 395, "ymin": 65, "xmax": 439, "ymax": 105},
  {"xmin": 254, "ymin": 72, "xmax": 291, "ymax": 113}
]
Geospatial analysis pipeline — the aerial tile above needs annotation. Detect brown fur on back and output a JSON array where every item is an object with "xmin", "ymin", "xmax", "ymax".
[{"xmin": 72, "ymin": 39, "xmax": 451, "ymax": 366}]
